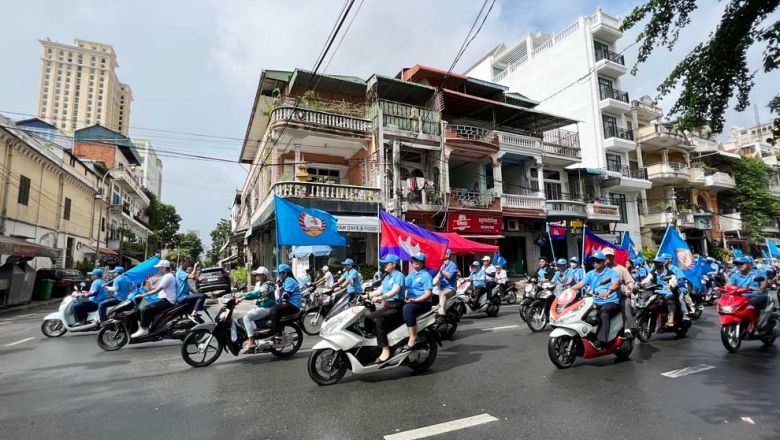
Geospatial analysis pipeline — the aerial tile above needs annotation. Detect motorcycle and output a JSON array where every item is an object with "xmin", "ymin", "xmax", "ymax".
[
  {"xmin": 180, "ymin": 294, "xmax": 304, "ymax": 367},
  {"xmin": 547, "ymin": 289, "xmax": 633, "ymax": 369},
  {"xmin": 432, "ymin": 290, "xmax": 461, "ymax": 340},
  {"xmin": 96, "ymin": 296, "xmax": 199, "ymax": 351},
  {"xmin": 41, "ymin": 283, "xmax": 131, "ymax": 337},
  {"xmin": 307, "ymin": 295, "xmax": 440, "ymax": 385},
  {"xmin": 298, "ymin": 283, "xmax": 328, "ymax": 335},
  {"xmin": 496, "ymin": 282, "xmax": 518, "ymax": 304},
  {"xmin": 717, "ymin": 285, "xmax": 777, "ymax": 353},
  {"xmin": 634, "ymin": 279, "xmax": 691, "ymax": 341},
  {"xmin": 452, "ymin": 279, "xmax": 500, "ymax": 318},
  {"xmin": 518, "ymin": 276, "xmax": 556, "ymax": 332}
]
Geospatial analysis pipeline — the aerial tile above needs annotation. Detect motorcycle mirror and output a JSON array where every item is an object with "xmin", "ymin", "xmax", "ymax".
[{"xmin": 80, "ymin": 282, "xmax": 86, "ymax": 287}]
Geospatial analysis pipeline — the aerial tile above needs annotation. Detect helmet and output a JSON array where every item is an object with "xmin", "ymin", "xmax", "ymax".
[
  {"xmin": 252, "ymin": 266, "xmax": 270, "ymax": 276},
  {"xmin": 569, "ymin": 256, "xmax": 579, "ymax": 263},
  {"xmin": 602, "ymin": 248, "xmax": 615, "ymax": 257},
  {"xmin": 556, "ymin": 258, "xmax": 567, "ymax": 266},
  {"xmin": 321, "ymin": 265, "xmax": 329, "ymax": 272},
  {"xmin": 652, "ymin": 256, "xmax": 666, "ymax": 263},
  {"xmin": 471, "ymin": 261, "xmax": 481, "ymax": 267},
  {"xmin": 591, "ymin": 251, "xmax": 606, "ymax": 261},
  {"xmin": 110, "ymin": 266, "xmax": 124, "ymax": 274},
  {"xmin": 379, "ymin": 254, "xmax": 400, "ymax": 264},
  {"xmin": 411, "ymin": 252, "xmax": 427, "ymax": 263},
  {"xmin": 341, "ymin": 258, "xmax": 355, "ymax": 266},
  {"xmin": 274, "ymin": 264, "xmax": 292, "ymax": 273},
  {"xmin": 481, "ymin": 256, "xmax": 491, "ymax": 262},
  {"xmin": 658, "ymin": 253, "xmax": 672, "ymax": 261},
  {"xmin": 88, "ymin": 268, "xmax": 104, "ymax": 276},
  {"xmin": 734, "ymin": 256, "xmax": 751, "ymax": 265}
]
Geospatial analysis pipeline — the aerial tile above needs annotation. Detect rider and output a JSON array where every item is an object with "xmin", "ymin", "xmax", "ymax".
[
  {"xmin": 131, "ymin": 260, "xmax": 177, "ymax": 338},
  {"xmin": 602, "ymin": 248, "xmax": 637, "ymax": 337},
  {"xmin": 72, "ymin": 268, "xmax": 109, "ymax": 325},
  {"xmin": 552, "ymin": 258, "xmax": 572, "ymax": 296},
  {"xmin": 98, "ymin": 266, "xmax": 132, "ymax": 322},
  {"xmin": 493, "ymin": 260, "xmax": 509, "ymax": 299},
  {"xmin": 536, "ymin": 256, "xmax": 555, "ymax": 281},
  {"xmin": 567, "ymin": 256, "xmax": 585, "ymax": 286},
  {"xmin": 267, "ymin": 264, "xmax": 302, "ymax": 345},
  {"xmin": 434, "ymin": 249, "xmax": 458, "ymax": 322},
  {"xmin": 633, "ymin": 257, "xmax": 650, "ymax": 282},
  {"xmin": 727, "ymin": 256, "xmax": 770, "ymax": 331},
  {"xmin": 236, "ymin": 266, "xmax": 277, "ymax": 353},
  {"xmin": 402, "ymin": 253, "xmax": 433, "ymax": 352},
  {"xmin": 315, "ymin": 265, "xmax": 335, "ymax": 288},
  {"xmin": 368, "ymin": 254, "xmax": 406, "ymax": 363},
  {"xmin": 335, "ymin": 258, "xmax": 363, "ymax": 298},
  {"xmin": 175, "ymin": 257, "xmax": 206, "ymax": 322},
  {"xmin": 641, "ymin": 257, "xmax": 680, "ymax": 327},
  {"xmin": 469, "ymin": 261, "xmax": 487, "ymax": 305},
  {"xmin": 481, "ymin": 256, "xmax": 497, "ymax": 302},
  {"xmin": 661, "ymin": 253, "xmax": 692, "ymax": 321},
  {"xmin": 567, "ymin": 252, "xmax": 620, "ymax": 350}
]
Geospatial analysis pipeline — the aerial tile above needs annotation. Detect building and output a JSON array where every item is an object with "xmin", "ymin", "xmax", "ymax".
[
  {"xmin": 726, "ymin": 122, "xmax": 778, "ymax": 148},
  {"xmin": 36, "ymin": 38, "xmax": 132, "ymax": 135},
  {"xmin": 133, "ymin": 139, "xmax": 163, "ymax": 199}
]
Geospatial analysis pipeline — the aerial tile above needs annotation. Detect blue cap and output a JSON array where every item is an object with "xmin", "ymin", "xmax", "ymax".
[
  {"xmin": 411, "ymin": 252, "xmax": 426, "ymax": 262},
  {"xmin": 110, "ymin": 266, "xmax": 124, "ymax": 274},
  {"xmin": 556, "ymin": 258, "xmax": 568, "ymax": 265},
  {"xmin": 471, "ymin": 260, "xmax": 481, "ymax": 267},
  {"xmin": 274, "ymin": 264, "xmax": 292, "ymax": 273},
  {"xmin": 379, "ymin": 254, "xmax": 400, "ymax": 264},
  {"xmin": 636, "ymin": 256, "xmax": 646, "ymax": 263},
  {"xmin": 591, "ymin": 252, "xmax": 606, "ymax": 261},
  {"xmin": 659, "ymin": 253, "xmax": 672, "ymax": 260},
  {"xmin": 569, "ymin": 256, "xmax": 579, "ymax": 263},
  {"xmin": 88, "ymin": 268, "xmax": 104, "ymax": 276},
  {"xmin": 341, "ymin": 258, "xmax": 355, "ymax": 266},
  {"xmin": 734, "ymin": 256, "xmax": 751, "ymax": 264},
  {"xmin": 652, "ymin": 256, "xmax": 666, "ymax": 263}
]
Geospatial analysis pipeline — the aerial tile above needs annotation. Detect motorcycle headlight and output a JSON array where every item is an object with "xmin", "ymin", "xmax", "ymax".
[
  {"xmin": 320, "ymin": 314, "xmax": 347, "ymax": 336},
  {"xmin": 718, "ymin": 305, "xmax": 734, "ymax": 314},
  {"xmin": 524, "ymin": 285, "xmax": 533, "ymax": 294}
]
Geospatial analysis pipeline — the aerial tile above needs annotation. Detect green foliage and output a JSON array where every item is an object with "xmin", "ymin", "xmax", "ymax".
[
  {"xmin": 230, "ymin": 266, "xmax": 249, "ymax": 289},
  {"xmin": 709, "ymin": 246, "xmax": 732, "ymax": 262},
  {"xmin": 205, "ymin": 219, "xmax": 231, "ymax": 266},
  {"xmin": 145, "ymin": 190, "xmax": 181, "ymax": 252},
  {"xmin": 641, "ymin": 248, "xmax": 657, "ymax": 261},
  {"xmin": 360, "ymin": 265, "xmax": 378, "ymax": 282},
  {"xmin": 74, "ymin": 257, "xmax": 95, "ymax": 275},
  {"xmin": 719, "ymin": 157, "xmax": 780, "ymax": 239},
  {"xmin": 173, "ymin": 232, "xmax": 204, "ymax": 263},
  {"xmin": 622, "ymin": 0, "xmax": 780, "ymax": 133}
]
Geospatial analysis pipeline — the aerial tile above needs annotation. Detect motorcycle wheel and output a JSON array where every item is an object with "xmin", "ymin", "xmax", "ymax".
[
  {"xmin": 270, "ymin": 323, "xmax": 303, "ymax": 358},
  {"xmin": 435, "ymin": 313, "xmax": 458, "ymax": 341},
  {"xmin": 548, "ymin": 335, "xmax": 577, "ymax": 369},
  {"xmin": 720, "ymin": 323, "xmax": 741, "ymax": 353},
  {"xmin": 301, "ymin": 310, "xmax": 324, "ymax": 336},
  {"xmin": 41, "ymin": 319, "xmax": 67, "ymax": 338},
  {"xmin": 636, "ymin": 317, "xmax": 652, "ymax": 343},
  {"xmin": 407, "ymin": 332, "xmax": 438, "ymax": 373},
  {"xmin": 486, "ymin": 302, "xmax": 500, "ymax": 317},
  {"xmin": 97, "ymin": 326, "xmax": 128, "ymax": 351},
  {"xmin": 505, "ymin": 291, "xmax": 517, "ymax": 305},
  {"xmin": 692, "ymin": 306, "xmax": 703, "ymax": 321},
  {"xmin": 614, "ymin": 338, "xmax": 634, "ymax": 361},
  {"xmin": 518, "ymin": 304, "xmax": 529, "ymax": 323},
  {"xmin": 527, "ymin": 305, "xmax": 548, "ymax": 332},
  {"xmin": 675, "ymin": 321, "xmax": 690, "ymax": 338},
  {"xmin": 762, "ymin": 335, "xmax": 776, "ymax": 347},
  {"xmin": 181, "ymin": 329, "xmax": 224, "ymax": 367},
  {"xmin": 308, "ymin": 348, "xmax": 348, "ymax": 386}
]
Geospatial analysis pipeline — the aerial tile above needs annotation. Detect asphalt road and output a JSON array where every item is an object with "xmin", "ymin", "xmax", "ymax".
[{"xmin": 1, "ymin": 301, "xmax": 778, "ymax": 440}]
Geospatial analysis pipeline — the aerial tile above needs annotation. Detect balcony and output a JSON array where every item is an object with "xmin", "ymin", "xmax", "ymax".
[
  {"xmin": 587, "ymin": 203, "xmax": 622, "ymax": 222},
  {"xmin": 371, "ymin": 99, "xmax": 441, "ymax": 140},
  {"xmin": 546, "ymin": 196, "xmax": 587, "ymax": 219},
  {"xmin": 269, "ymin": 106, "xmax": 371, "ymax": 134},
  {"xmin": 603, "ymin": 125, "xmax": 636, "ymax": 153},
  {"xmin": 255, "ymin": 181, "xmax": 381, "ymax": 223},
  {"xmin": 647, "ymin": 162, "xmax": 690, "ymax": 184},
  {"xmin": 632, "ymin": 100, "xmax": 662, "ymax": 121},
  {"xmin": 445, "ymin": 125, "xmax": 499, "ymax": 150},
  {"xmin": 718, "ymin": 212, "xmax": 742, "ymax": 232},
  {"xmin": 594, "ymin": 48, "xmax": 627, "ymax": 77},
  {"xmin": 448, "ymin": 191, "xmax": 501, "ymax": 212},
  {"xmin": 762, "ymin": 219, "xmax": 780, "ymax": 233},
  {"xmin": 641, "ymin": 211, "xmax": 675, "ymax": 229},
  {"xmin": 602, "ymin": 165, "xmax": 652, "ymax": 191},
  {"xmin": 688, "ymin": 167, "xmax": 706, "ymax": 186},
  {"xmin": 497, "ymin": 129, "xmax": 580, "ymax": 165},
  {"xmin": 401, "ymin": 188, "xmax": 445, "ymax": 212},
  {"xmin": 599, "ymin": 86, "xmax": 631, "ymax": 114},
  {"xmin": 641, "ymin": 211, "xmax": 713, "ymax": 230},
  {"xmin": 703, "ymin": 172, "xmax": 736, "ymax": 192},
  {"xmin": 589, "ymin": 10, "xmax": 623, "ymax": 42},
  {"xmin": 683, "ymin": 212, "xmax": 714, "ymax": 230},
  {"xmin": 635, "ymin": 124, "xmax": 693, "ymax": 151},
  {"xmin": 502, "ymin": 192, "xmax": 546, "ymax": 219}
]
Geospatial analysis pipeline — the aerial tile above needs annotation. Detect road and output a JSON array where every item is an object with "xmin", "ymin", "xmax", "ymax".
[{"xmin": 0, "ymin": 302, "xmax": 778, "ymax": 440}]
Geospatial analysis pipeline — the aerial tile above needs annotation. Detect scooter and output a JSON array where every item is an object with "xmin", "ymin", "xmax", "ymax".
[
  {"xmin": 518, "ymin": 276, "xmax": 556, "ymax": 332},
  {"xmin": 41, "ymin": 283, "xmax": 130, "ymax": 337},
  {"xmin": 547, "ymin": 289, "xmax": 633, "ymax": 369},
  {"xmin": 432, "ymin": 290, "xmax": 461, "ymax": 340},
  {"xmin": 496, "ymin": 282, "xmax": 518, "ymax": 304},
  {"xmin": 307, "ymin": 295, "xmax": 440, "ymax": 385},
  {"xmin": 635, "ymin": 280, "xmax": 691, "ymax": 340},
  {"xmin": 717, "ymin": 285, "xmax": 778, "ymax": 353},
  {"xmin": 452, "ymin": 279, "xmax": 500, "ymax": 318}
]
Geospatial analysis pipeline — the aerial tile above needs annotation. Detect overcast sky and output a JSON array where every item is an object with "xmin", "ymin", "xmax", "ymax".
[{"xmin": 0, "ymin": 0, "xmax": 777, "ymax": 247}]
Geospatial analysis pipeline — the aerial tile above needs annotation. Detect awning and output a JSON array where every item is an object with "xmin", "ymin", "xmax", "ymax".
[
  {"xmin": 97, "ymin": 247, "xmax": 118, "ymax": 255},
  {"xmin": 460, "ymin": 234, "xmax": 505, "ymax": 240},
  {"xmin": 0, "ymin": 236, "xmax": 59, "ymax": 259},
  {"xmin": 290, "ymin": 245, "xmax": 333, "ymax": 258},
  {"xmin": 435, "ymin": 232, "xmax": 499, "ymax": 255}
]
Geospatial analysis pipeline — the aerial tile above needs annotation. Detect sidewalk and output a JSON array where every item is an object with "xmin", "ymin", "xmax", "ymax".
[{"xmin": 0, "ymin": 298, "xmax": 61, "ymax": 317}]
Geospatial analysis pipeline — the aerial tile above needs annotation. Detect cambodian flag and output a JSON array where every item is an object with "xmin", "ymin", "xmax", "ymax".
[
  {"xmin": 583, "ymin": 227, "xmax": 629, "ymax": 266},
  {"xmin": 548, "ymin": 224, "xmax": 566, "ymax": 240},
  {"xmin": 380, "ymin": 210, "xmax": 448, "ymax": 274}
]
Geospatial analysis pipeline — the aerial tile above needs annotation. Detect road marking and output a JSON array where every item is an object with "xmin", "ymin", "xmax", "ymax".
[
  {"xmin": 384, "ymin": 413, "xmax": 498, "ymax": 440},
  {"xmin": 480, "ymin": 324, "xmax": 521, "ymax": 331},
  {"xmin": 741, "ymin": 417, "xmax": 755, "ymax": 425},
  {"xmin": 4, "ymin": 337, "xmax": 34, "ymax": 347},
  {"xmin": 661, "ymin": 364, "xmax": 715, "ymax": 378}
]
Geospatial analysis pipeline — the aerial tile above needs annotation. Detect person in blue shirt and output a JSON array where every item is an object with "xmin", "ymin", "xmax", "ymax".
[
  {"xmin": 469, "ymin": 260, "xmax": 487, "ymax": 305},
  {"xmin": 567, "ymin": 256, "xmax": 585, "ymax": 286},
  {"xmin": 633, "ymin": 257, "xmax": 649, "ymax": 282},
  {"xmin": 727, "ymin": 256, "xmax": 770, "ymax": 330},
  {"xmin": 535, "ymin": 256, "xmax": 555, "ymax": 281},
  {"xmin": 335, "ymin": 258, "xmax": 363, "ymax": 297},
  {"xmin": 367, "ymin": 254, "xmax": 406, "ymax": 363},
  {"xmin": 71, "ymin": 268, "xmax": 108, "ymax": 325},
  {"xmin": 434, "ymin": 249, "xmax": 459, "ymax": 321},
  {"xmin": 641, "ymin": 257, "xmax": 681, "ymax": 327},
  {"xmin": 267, "ymin": 264, "xmax": 302, "ymax": 345},
  {"xmin": 98, "ymin": 266, "xmax": 133, "ymax": 322},
  {"xmin": 568, "ymin": 252, "xmax": 620, "ymax": 349},
  {"xmin": 174, "ymin": 257, "xmax": 206, "ymax": 321},
  {"xmin": 402, "ymin": 253, "xmax": 433, "ymax": 351},
  {"xmin": 551, "ymin": 258, "xmax": 572, "ymax": 296},
  {"xmin": 661, "ymin": 253, "xmax": 692, "ymax": 320}
]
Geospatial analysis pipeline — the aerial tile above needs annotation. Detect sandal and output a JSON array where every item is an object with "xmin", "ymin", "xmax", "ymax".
[{"xmin": 399, "ymin": 344, "xmax": 412, "ymax": 353}]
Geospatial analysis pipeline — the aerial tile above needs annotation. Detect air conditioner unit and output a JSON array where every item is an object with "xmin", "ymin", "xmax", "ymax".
[{"xmin": 506, "ymin": 219, "xmax": 519, "ymax": 231}]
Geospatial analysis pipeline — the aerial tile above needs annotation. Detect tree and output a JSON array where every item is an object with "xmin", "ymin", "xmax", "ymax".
[
  {"xmin": 145, "ymin": 190, "xmax": 181, "ymax": 252},
  {"xmin": 170, "ymin": 231, "xmax": 204, "ymax": 263},
  {"xmin": 719, "ymin": 157, "xmax": 780, "ymax": 239},
  {"xmin": 622, "ymin": 0, "xmax": 780, "ymax": 132},
  {"xmin": 205, "ymin": 218, "xmax": 231, "ymax": 266}
]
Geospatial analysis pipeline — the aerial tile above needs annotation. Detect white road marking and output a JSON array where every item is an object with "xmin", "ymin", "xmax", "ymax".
[
  {"xmin": 741, "ymin": 417, "xmax": 755, "ymax": 425},
  {"xmin": 4, "ymin": 337, "xmax": 34, "ymax": 347},
  {"xmin": 661, "ymin": 364, "xmax": 715, "ymax": 378},
  {"xmin": 384, "ymin": 413, "xmax": 498, "ymax": 440},
  {"xmin": 480, "ymin": 324, "xmax": 521, "ymax": 331}
]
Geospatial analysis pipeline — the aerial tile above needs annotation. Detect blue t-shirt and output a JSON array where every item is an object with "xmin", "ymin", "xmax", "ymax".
[
  {"xmin": 175, "ymin": 268, "xmax": 191, "ymax": 302},
  {"xmin": 381, "ymin": 270, "xmax": 406, "ymax": 302},
  {"xmin": 439, "ymin": 260, "xmax": 458, "ymax": 289},
  {"xmin": 570, "ymin": 267, "xmax": 585, "ymax": 284},
  {"xmin": 634, "ymin": 265, "xmax": 649, "ymax": 282},
  {"xmin": 280, "ymin": 277, "xmax": 302, "ymax": 308},
  {"xmin": 340, "ymin": 268, "xmax": 363, "ymax": 295},
  {"xmin": 552, "ymin": 269, "xmax": 572, "ymax": 286},
  {"xmin": 89, "ymin": 278, "xmax": 109, "ymax": 303},
  {"xmin": 667, "ymin": 265, "xmax": 687, "ymax": 293},
  {"xmin": 582, "ymin": 267, "xmax": 619, "ymax": 305},
  {"xmin": 405, "ymin": 270, "xmax": 433, "ymax": 302},
  {"xmin": 112, "ymin": 275, "xmax": 132, "ymax": 301},
  {"xmin": 729, "ymin": 270, "xmax": 767, "ymax": 296}
]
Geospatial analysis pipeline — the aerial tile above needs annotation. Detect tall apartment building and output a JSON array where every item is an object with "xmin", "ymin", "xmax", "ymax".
[
  {"xmin": 133, "ymin": 139, "xmax": 163, "ymax": 199},
  {"xmin": 726, "ymin": 121, "xmax": 778, "ymax": 148},
  {"xmin": 36, "ymin": 39, "xmax": 132, "ymax": 135}
]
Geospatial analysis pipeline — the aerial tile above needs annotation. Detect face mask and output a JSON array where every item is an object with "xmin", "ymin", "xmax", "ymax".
[{"xmin": 569, "ymin": 262, "xmax": 577, "ymax": 269}]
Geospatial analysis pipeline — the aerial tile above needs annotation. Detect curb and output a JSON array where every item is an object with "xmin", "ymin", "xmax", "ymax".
[{"xmin": 0, "ymin": 298, "xmax": 62, "ymax": 317}]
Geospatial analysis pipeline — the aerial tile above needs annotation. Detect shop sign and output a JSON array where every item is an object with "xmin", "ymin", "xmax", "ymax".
[
  {"xmin": 336, "ymin": 216, "xmax": 379, "ymax": 233},
  {"xmin": 447, "ymin": 214, "xmax": 502, "ymax": 234}
]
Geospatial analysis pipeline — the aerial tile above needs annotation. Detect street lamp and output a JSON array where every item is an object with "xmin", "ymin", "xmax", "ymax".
[{"xmin": 95, "ymin": 164, "xmax": 138, "ymax": 265}]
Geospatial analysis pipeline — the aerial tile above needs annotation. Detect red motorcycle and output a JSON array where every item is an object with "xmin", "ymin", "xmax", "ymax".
[{"xmin": 717, "ymin": 286, "xmax": 777, "ymax": 353}]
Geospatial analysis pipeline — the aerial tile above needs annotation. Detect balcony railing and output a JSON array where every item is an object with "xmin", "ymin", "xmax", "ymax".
[
  {"xmin": 704, "ymin": 171, "xmax": 735, "ymax": 188},
  {"xmin": 586, "ymin": 203, "xmax": 622, "ymax": 220},
  {"xmin": 446, "ymin": 125, "xmax": 498, "ymax": 145},
  {"xmin": 403, "ymin": 188, "xmax": 444, "ymax": 206},
  {"xmin": 502, "ymin": 193, "xmax": 545, "ymax": 211},
  {"xmin": 270, "ymin": 106, "xmax": 372, "ymax": 132},
  {"xmin": 603, "ymin": 125, "xmax": 634, "ymax": 141},
  {"xmin": 371, "ymin": 100, "xmax": 441, "ymax": 136},
  {"xmin": 272, "ymin": 181, "xmax": 381, "ymax": 203},
  {"xmin": 498, "ymin": 129, "xmax": 581, "ymax": 158},
  {"xmin": 546, "ymin": 199, "xmax": 587, "ymax": 217},
  {"xmin": 607, "ymin": 164, "xmax": 648, "ymax": 180},
  {"xmin": 631, "ymin": 100, "xmax": 662, "ymax": 117},
  {"xmin": 599, "ymin": 86, "xmax": 629, "ymax": 103},
  {"xmin": 448, "ymin": 191, "xmax": 501, "ymax": 210},
  {"xmin": 595, "ymin": 48, "xmax": 625, "ymax": 65}
]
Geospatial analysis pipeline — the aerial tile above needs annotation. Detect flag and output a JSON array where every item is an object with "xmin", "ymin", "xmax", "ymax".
[
  {"xmin": 762, "ymin": 249, "xmax": 772, "ymax": 260},
  {"xmin": 688, "ymin": 256, "xmax": 710, "ymax": 290},
  {"xmin": 274, "ymin": 196, "xmax": 346, "ymax": 247},
  {"xmin": 380, "ymin": 210, "xmax": 448, "ymax": 274},
  {"xmin": 583, "ymin": 227, "xmax": 629, "ymax": 265},
  {"xmin": 548, "ymin": 224, "xmax": 566, "ymax": 240},
  {"xmin": 657, "ymin": 225, "xmax": 701, "ymax": 287},
  {"xmin": 493, "ymin": 254, "xmax": 507, "ymax": 267},
  {"xmin": 620, "ymin": 231, "xmax": 639, "ymax": 260},
  {"xmin": 767, "ymin": 240, "xmax": 780, "ymax": 258},
  {"xmin": 124, "ymin": 256, "xmax": 161, "ymax": 285},
  {"xmin": 731, "ymin": 247, "xmax": 743, "ymax": 258}
]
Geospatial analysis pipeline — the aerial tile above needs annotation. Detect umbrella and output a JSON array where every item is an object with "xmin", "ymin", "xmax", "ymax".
[{"xmin": 289, "ymin": 245, "xmax": 333, "ymax": 258}]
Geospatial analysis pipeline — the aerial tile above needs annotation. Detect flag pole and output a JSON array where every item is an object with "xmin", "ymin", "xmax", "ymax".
[
  {"xmin": 581, "ymin": 225, "xmax": 587, "ymax": 270},
  {"xmin": 546, "ymin": 222, "xmax": 555, "ymax": 261},
  {"xmin": 376, "ymin": 205, "xmax": 381, "ymax": 270}
]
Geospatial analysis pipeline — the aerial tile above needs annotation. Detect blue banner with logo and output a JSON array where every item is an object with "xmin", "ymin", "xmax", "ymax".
[
  {"xmin": 767, "ymin": 240, "xmax": 780, "ymax": 258},
  {"xmin": 620, "ymin": 231, "xmax": 639, "ymax": 260},
  {"xmin": 274, "ymin": 196, "xmax": 346, "ymax": 247},
  {"xmin": 657, "ymin": 225, "xmax": 701, "ymax": 289},
  {"xmin": 731, "ymin": 247, "xmax": 743, "ymax": 258}
]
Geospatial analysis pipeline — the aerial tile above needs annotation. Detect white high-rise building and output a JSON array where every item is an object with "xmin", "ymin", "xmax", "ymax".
[{"xmin": 133, "ymin": 139, "xmax": 163, "ymax": 199}]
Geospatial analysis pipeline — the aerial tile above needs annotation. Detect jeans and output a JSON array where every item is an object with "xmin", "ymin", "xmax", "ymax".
[
  {"xmin": 402, "ymin": 302, "xmax": 432, "ymax": 327},
  {"xmin": 72, "ymin": 300, "xmax": 98, "ymax": 322},
  {"xmin": 664, "ymin": 294, "xmax": 677, "ymax": 318},
  {"xmin": 621, "ymin": 294, "xmax": 636, "ymax": 330},
  {"xmin": 677, "ymin": 290, "xmax": 690, "ymax": 315},
  {"xmin": 98, "ymin": 297, "xmax": 121, "ymax": 322},
  {"xmin": 269, "ymin": 302, "xmax": 300, "ymax": 336},
  {"xmin": 178, "ymin": 293, "xmax": 206, "ymax": 313},
  {"xmin": 139, "ymin": 299, "xmax": 173, "ymax": 328},
  {"xmin": 242, "ymin": 307, "xmax": 271, "ymax": 337},
  {"xmin": 434, "ymin": 287, "xmax": 454, "ymax": 315},
  {"xmin": 596, "ymin": 302, "xmax": 620, "ymax": 344},
  {"xmin": 369, "ymin": 301, "xmax": 404, "ymax": 347},
  {"xmin": 748, "ymin": 295, "xmax": 769, "ymax": 326}
]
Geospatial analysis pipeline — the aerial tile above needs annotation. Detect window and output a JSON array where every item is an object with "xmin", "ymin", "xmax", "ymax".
[
  {"xmin": 17, "ymin": 175, "xmax": 31, "ymax": 205},
  {"xmin": 598, "ymin": 77, "xmax": 613, "ymax": 100},
  {"xmin": 101, "ymin": 217, "xmax": 106, "ymax": 232},
  {"xmin": 63, "ymin": 198, "xmax": 71, "ymax": 220},
  {"xmin": 606, "ymin": 154, "xmax": 622, "ymax": 172},
  {"xmin": 609, "ymin": 193, "xmax": 628, "ymax": 223},
  {"xmin": 602, "ymin": 114, "xmax": 618, "ymax": 138},
  {"xmin": 484, "ymin": 163, "xmax": 494, "ymax": 190},
  {"xmin": 306, "ymin": 167, "xmax": 341, "ymax": 184}
]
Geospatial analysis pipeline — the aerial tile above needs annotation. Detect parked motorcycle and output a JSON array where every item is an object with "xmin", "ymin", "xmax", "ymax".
[
  {"xmin": 307, "ymin": 295, "xmax": 440, "ymax": 385},
  {"xmin": 717, "ymin": 285, "xmax": 777, "ymax": 353},
  {"xmin": 452, "ymin": 279, "xmax": 500, "ymax": 318},
  {"xmin": 41, "ymin": 283, "xmax": 131, "ymax": 338},
  {"xmin": 96, "ymin": 297, "xmax": 198, "ymax": 351},
  {"xmin": 496, "ymin": 282, "xmax": 518, "ymax": 304},
  {"xmin": 547, "ymin": 289, "xmax": 633, "ymax": 369},
  {"xmin": 518, "ymin": 276, "xmax": 556, "ymax": 332},
  {"xmin": 634, "ymin": 279, "xmax": 691, "ymax": 341}
]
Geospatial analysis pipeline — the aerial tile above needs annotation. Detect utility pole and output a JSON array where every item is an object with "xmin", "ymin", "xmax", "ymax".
[{"xmin": 392, "ymin": 139, "xmax": 402, "ymax": 218}]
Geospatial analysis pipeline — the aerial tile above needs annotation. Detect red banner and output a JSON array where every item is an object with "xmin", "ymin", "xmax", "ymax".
[{"xmin": 447, "ymin": 213, "xmax": 502, "ymax": 234}]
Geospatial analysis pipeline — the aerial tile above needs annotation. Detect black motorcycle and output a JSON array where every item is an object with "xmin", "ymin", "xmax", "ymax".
[
  {"xmin": 635, "ymin": 279, "xmax": 690, "ymax": 342},
  {"xmin": 497, "ymin": 282, "xmax": 518, "ymax": 304},
  {"xmin": 518, "ymin": 276, "xmax": 556, "ymax": 332},
  {"xmin": 180, "ymin": 295, "xmax": 303, "ymax": 367}
]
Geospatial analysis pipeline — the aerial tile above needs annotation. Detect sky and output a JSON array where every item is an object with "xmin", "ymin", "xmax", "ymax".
[{"xmin": 0, "ymin": 0, "xmax": 777, "ymax": 248}]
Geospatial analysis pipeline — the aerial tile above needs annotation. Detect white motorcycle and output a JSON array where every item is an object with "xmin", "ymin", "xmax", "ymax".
[
  {"xmin": 40, "ymin": 283, "xmax": 127, "ymax": 337},
  {"xmin": 307, "ymin": 295, "xmax": 440, "ymax": 385},
  {"xmin": 547, "ymin": 289, "xmax": 634, "ymax": 369},
  {"xmin": 452, "ymin": 278, "xmax": 500, "ymax": 318}
]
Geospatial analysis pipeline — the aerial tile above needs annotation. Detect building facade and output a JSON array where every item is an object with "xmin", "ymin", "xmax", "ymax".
[
  {"xmin": 133, "ymin": 139, "xmax": 163, "ymax": 199},
  {"xmin": 36, "ymin": 39, "xmax": 132, "ymax": 135},
  {"xmin": 725, "ymin": 122, "xmax": 778, "ymax": 148}
]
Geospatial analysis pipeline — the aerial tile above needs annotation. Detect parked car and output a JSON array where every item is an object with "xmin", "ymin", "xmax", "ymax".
[
  {"xmin": 35, "ymin": 268, "xmax": 88, "ymax": 297},
  {"xmin": 197, "ymin": 267, "xmax": 231, "ymax": 297}
]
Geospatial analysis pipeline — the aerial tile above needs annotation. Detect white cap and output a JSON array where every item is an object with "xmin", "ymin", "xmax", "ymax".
[
  {"xmin": 252, "ymin": 266, "xmax": 270, "ymax": 276},
  {"xmin": 481, "ymin": 256, "xmax": 491, "ymax": 261},
  {"xmin": 321, "ymin": 265, "xmax": 329, "ymax": 272},
  {"xmin": 155, "ymin": 260, "xmax": 172, "ymax": 269}
]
